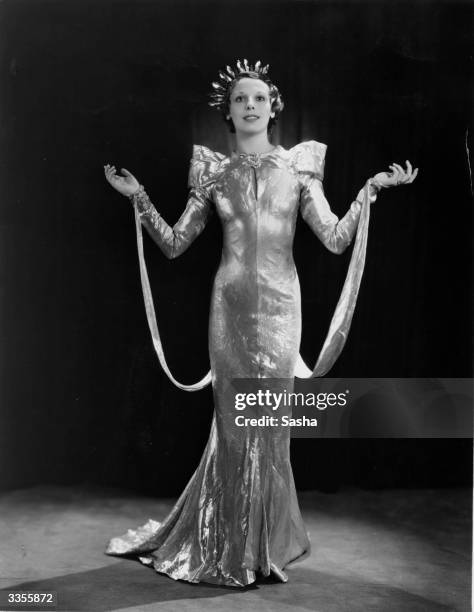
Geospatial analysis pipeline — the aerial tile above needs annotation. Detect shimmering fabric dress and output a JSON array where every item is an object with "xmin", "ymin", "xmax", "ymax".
[{"xmin": 105, "ymin": 141, "xmax": 372, "ymax": 587}]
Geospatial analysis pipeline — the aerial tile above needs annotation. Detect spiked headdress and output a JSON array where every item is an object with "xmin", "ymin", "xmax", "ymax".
[{"xmin": 208, "ymin": 59, "xmax": 271, "ymax": 110}]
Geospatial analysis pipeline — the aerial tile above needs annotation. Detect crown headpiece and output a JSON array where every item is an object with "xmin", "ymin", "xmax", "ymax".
[{"xmin": 208, "ymin": 59, "xmax": 271, "ymax": 110}]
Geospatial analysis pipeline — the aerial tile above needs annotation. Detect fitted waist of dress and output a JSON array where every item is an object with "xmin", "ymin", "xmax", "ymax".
[
  {"xmin": 213, "ymin": 259, "xmax": 300, "ymax": 299},
  {"xmin": 217, "ymin": 253, "xmax": 297, "ymax": 276}
]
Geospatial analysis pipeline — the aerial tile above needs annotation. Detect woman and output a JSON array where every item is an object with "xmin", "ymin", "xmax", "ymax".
[{"xmin": 103, "ymin": 60, "xmax": 418, "ymax": 587}]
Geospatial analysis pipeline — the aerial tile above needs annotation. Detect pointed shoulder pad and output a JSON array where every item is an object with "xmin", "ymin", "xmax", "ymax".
[
  {"xmin": 188, "ymin": 145, "xmax": 228, "ymax": 190},
  {"xmin": 289, "ymin": 140, "xmax": 327, "ymax": 181}
]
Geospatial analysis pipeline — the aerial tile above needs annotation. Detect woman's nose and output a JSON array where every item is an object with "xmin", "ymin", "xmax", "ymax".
[{"xmin": 246, "ymin": 99, "xmax": 255, "ymax": 109}]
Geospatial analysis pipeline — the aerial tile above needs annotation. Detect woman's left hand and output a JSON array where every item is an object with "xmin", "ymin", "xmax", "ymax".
[{"xmin": 372, "ymin": 160, "xmax": 419, "ymax": 189}]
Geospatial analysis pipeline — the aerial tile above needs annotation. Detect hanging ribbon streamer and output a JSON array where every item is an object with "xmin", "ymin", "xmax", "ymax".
[
  {"xmin": 295, "ymin": 180, "xmax": 372, "ymax": 378},
  {"xmin": 134, "ymin": 180, "xmax": 372, "ymax": 390},
  {"xmin": 135, "ymin": 208, "xmax": 211, "ymax": 391}
]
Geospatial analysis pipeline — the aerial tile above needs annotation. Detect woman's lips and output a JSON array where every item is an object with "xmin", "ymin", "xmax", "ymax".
[{"xmin": 243, "ymin": 115, "xmax": 260, "ymax": 121}]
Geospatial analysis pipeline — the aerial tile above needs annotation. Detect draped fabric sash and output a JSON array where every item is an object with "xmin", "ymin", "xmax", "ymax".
[
  {"xmin": 294, "ymin": 180, "xmax": 371, "ymax": 377},
  {"xmin": 134, "ymin": 180, "xmax": 371, "ymax": 389},
  {"xmin": 134, "ymin": 208, "xmax": 211, "ymax": 391}
]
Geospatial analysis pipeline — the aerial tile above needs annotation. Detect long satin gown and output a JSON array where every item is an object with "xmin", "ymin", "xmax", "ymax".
[{"xmin": 105, "ymin": 140, "xmax": 366, "ymax": 587}]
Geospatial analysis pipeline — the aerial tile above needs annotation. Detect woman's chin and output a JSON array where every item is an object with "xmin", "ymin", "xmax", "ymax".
[{"xmin": 235, "ymin": 124, "xmax": 268, "ymax": 136}]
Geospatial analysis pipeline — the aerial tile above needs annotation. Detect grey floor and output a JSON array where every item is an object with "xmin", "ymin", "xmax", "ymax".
[{"xmin": 0, "ymin": 486, "xmax": 471, "ymax": 612}]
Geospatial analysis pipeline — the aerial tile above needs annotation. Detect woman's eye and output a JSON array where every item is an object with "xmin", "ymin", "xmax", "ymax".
[
  {"xmin": 257, "ymin": 96, "xmax": 265, "ymax": 101},
  {"xmin": 235, "ymin": 96, "xmax": 243, "ymax": 102}
]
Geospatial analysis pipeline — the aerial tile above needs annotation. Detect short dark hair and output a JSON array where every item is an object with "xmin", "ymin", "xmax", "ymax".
[{"xmin": 222, "ymin": 73, "xmax": 284, "ymax": 134}]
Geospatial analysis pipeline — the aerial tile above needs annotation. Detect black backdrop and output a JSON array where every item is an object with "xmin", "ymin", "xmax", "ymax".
[{"xmin": 0, "ymin": 0, "xmax": 472, "ymax": 494}]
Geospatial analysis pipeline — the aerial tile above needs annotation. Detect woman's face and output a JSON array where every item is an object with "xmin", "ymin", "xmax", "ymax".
[{"xmin": 227, "ymin": 78, "xmax": 275, "ymax": 135}]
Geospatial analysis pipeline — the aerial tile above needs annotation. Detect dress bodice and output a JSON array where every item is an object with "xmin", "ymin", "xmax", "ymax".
[
  {"xmin": 188, "ymin": 141, "xmax": 329, "ymax": 270},
  {"xmin": 188, "ymin": 141, "xmax": 326, "ymax": 203}
]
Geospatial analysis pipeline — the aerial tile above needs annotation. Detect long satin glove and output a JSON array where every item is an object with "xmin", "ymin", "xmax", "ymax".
[
  {"xmin": 130, "ymin": 185, "xmax": 212, "ymax": 259},
  {"xmin": 299, "ymin": 177, "xmax": 378, "ymax": 254}
]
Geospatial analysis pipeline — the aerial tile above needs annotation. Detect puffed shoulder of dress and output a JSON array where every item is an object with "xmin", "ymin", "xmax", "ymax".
[
  {"xmin": 287, "ymin": 140, "xmax": 327, "ymax": 182},
  {"xmin": 187, "ymin": 140, "xmax": 327, "ymax": 189},
  {"xmin": 188, "ymin": 144, "xmax": 228, "ymax": 190}
]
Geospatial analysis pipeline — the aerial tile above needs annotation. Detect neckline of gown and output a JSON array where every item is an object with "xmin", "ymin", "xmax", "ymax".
[{"xmin": 230, "ymin": 145, "xmax": 284, "ymax": 160}]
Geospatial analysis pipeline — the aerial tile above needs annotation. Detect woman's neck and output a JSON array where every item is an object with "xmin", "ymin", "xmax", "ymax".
[{"xmin": 234, "ymin": 132, "xmax": 275, "ymax": 155}]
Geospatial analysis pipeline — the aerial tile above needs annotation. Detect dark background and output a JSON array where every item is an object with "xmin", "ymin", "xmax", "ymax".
[{"xmin": 0, "ymin": 0, "xmax": 472, "ymax": 494}]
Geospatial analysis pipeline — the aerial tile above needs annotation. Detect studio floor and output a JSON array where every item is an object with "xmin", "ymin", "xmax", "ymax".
[{"xmin": 0, "ymin": 485, "xmax": 470, "ymax": 612}]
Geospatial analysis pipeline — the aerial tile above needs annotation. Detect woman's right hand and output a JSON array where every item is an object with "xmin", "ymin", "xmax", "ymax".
[{"xmin": 104, "ymin": 164, "xmax": 140, "ymax": 197}]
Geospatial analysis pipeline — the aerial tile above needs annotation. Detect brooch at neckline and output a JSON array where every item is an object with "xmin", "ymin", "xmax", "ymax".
[{"xmin": 240, "ymin": 153, "xmax": 263, "ymax": 169}]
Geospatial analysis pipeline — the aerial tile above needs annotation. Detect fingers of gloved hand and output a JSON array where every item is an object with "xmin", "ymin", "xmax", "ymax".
[
  {"xmin": 392, "ymin": 162, "xmax": 407, "ymax": 179},
  {"xmin": 406, "ymin": 167, "xmax": 419, "ymax": 183},
  {"xmin": 388, "ymin": 165, "xmax": 401, "ymax": 183}
]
